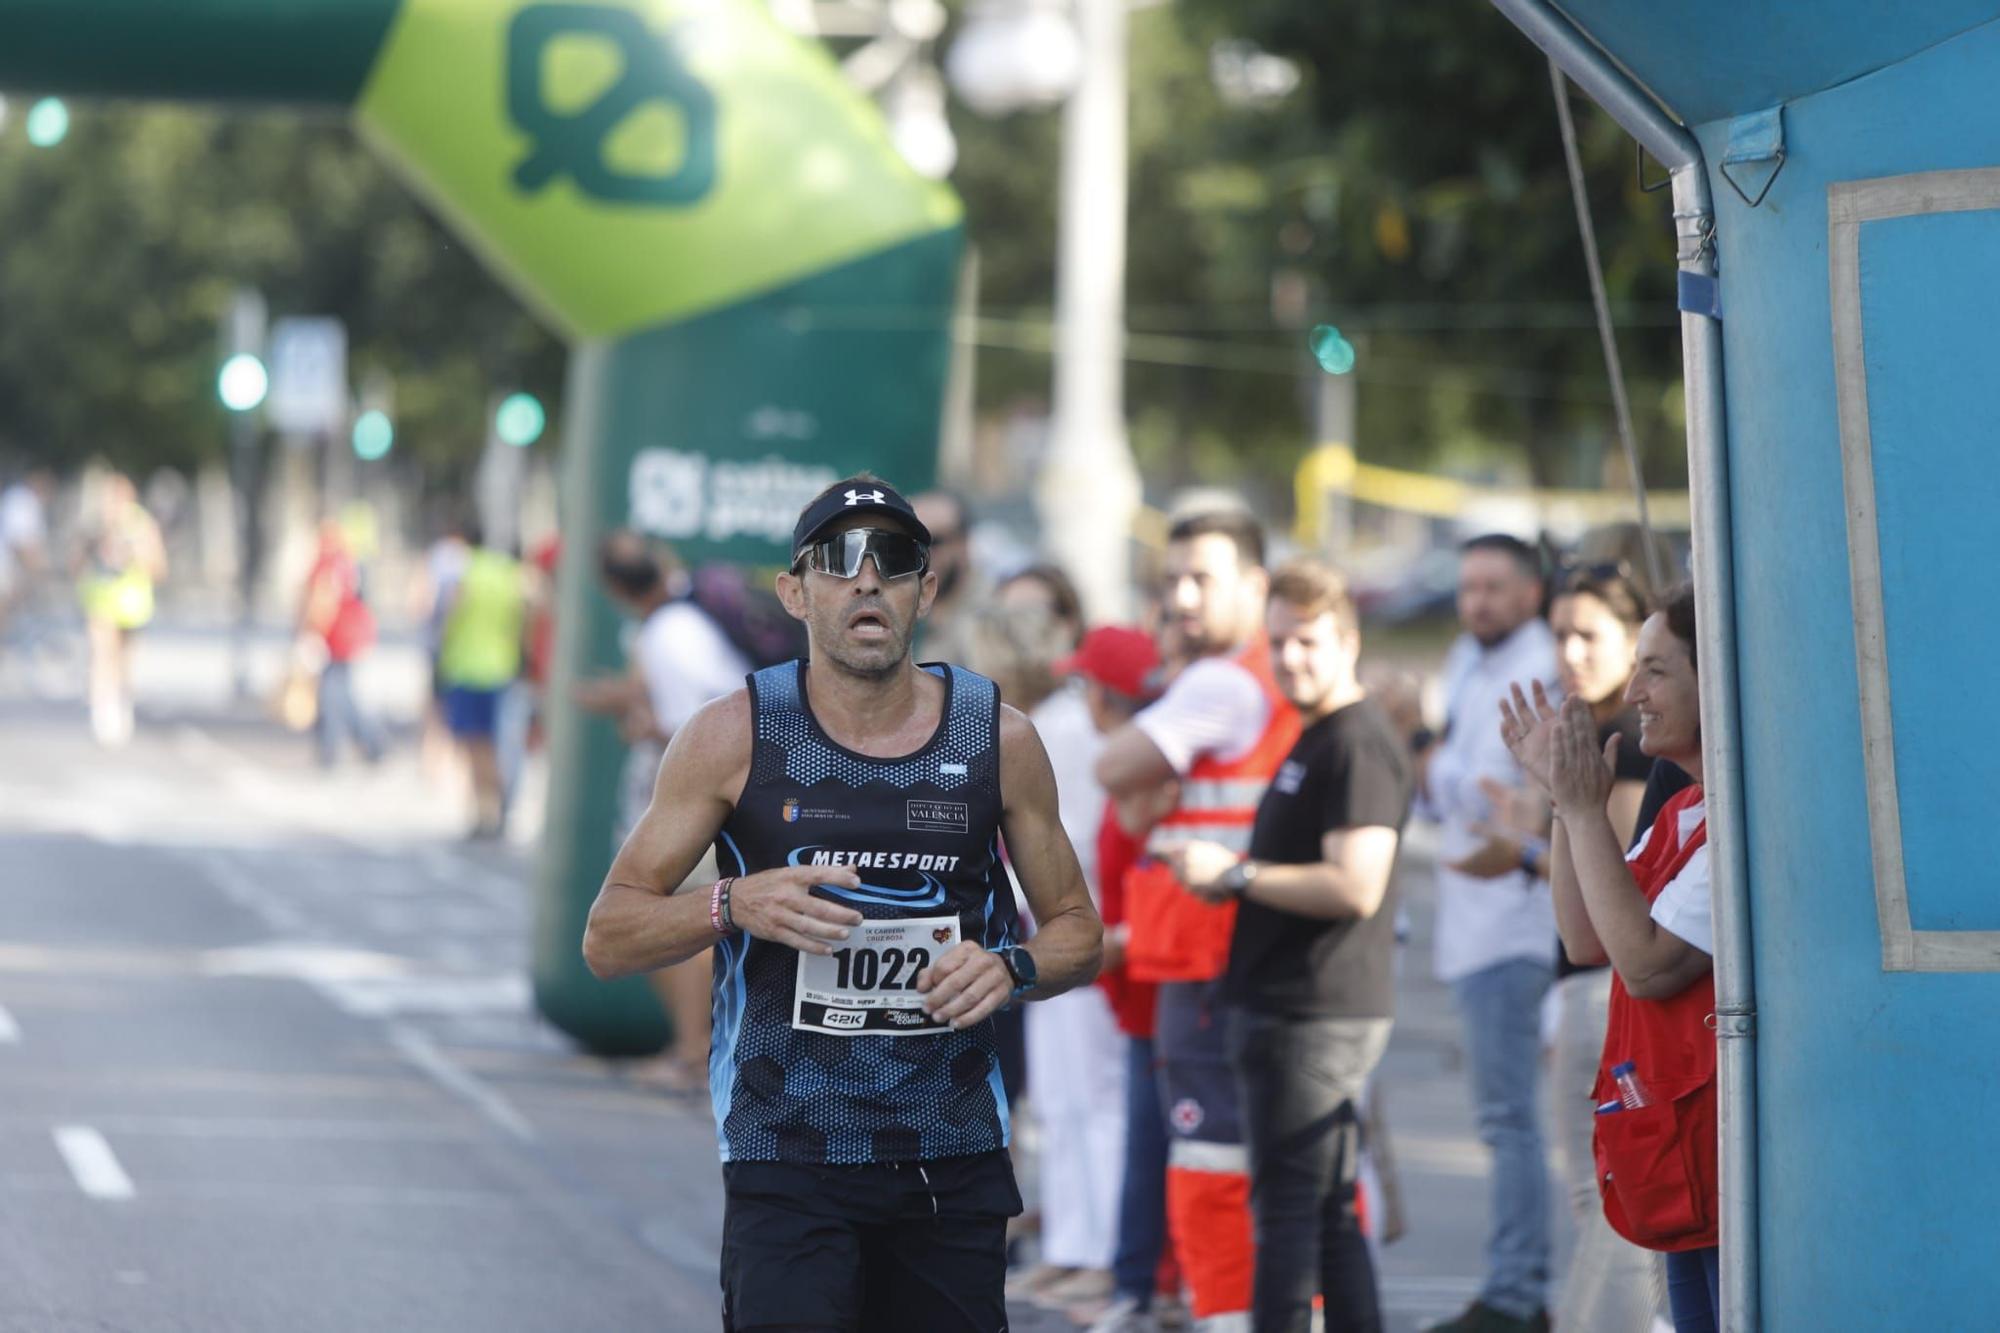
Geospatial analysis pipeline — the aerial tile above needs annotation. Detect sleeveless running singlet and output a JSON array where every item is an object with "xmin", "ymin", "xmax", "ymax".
[{"xmin": 710, "ymin": 660, "xmax": 1018, "ymax": 1165}]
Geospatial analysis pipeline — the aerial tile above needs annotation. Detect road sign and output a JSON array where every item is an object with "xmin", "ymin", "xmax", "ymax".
[{"xmin": 265, "ymin": 317, "xmax": 349, "ymax": 436}]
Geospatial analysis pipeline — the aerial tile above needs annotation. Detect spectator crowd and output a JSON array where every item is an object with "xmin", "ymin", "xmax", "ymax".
[{"xmin": 0, "ymin": 458, "xmax": 1724, "ymax": 1333}]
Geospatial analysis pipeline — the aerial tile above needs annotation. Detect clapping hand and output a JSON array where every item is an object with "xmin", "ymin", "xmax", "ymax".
[
  {"xmin": 1447, "ymin": 776, "xmax": 1553, "ymax": 879},
  {"xmin": 1497, "ymin": 680, "xmax": 1563, "ymax": 797},
  {"xmin": 1549, "ymin": 695, "xmax": 1618, "ymax": 818}
]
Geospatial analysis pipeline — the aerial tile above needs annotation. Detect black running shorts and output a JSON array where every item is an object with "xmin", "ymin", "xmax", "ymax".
[{"xmin": 720, "ymin": 1149, "xmax": 1022, "ymax": 1332}]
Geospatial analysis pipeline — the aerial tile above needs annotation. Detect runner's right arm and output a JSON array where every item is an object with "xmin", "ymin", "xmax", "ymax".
[{"xmin": 582, "ymin": 691, "xmax": 864, "ymax": 978}]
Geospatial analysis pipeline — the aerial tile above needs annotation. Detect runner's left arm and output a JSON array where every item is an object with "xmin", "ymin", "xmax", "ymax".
[{"xmin": 917, "ymin": 705, "xmax": 1103, "ymax": 1028}]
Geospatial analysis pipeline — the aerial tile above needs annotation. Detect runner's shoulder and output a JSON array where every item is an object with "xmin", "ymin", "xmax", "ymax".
[
  {"xmin": 997, "ymin": 701, "xmax": 1040, "ymax": 750},
  {"xmin": 667, "ymin": 688, "xmax": 755, "ymax": 784}
]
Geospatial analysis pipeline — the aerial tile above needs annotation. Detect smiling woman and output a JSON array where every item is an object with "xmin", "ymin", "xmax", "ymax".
[{"xmin": 1503, "ymin": 585, "xmax": 1722, "ymax": 1333}]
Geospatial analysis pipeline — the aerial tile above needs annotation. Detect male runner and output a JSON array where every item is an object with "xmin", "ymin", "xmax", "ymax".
[{"xmin": 583, "ymin": 475, "xmax": 1103, "ymax": 1333}]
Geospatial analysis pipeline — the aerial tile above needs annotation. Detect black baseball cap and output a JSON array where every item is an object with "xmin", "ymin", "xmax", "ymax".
[{"xmin": 791, "ymin": 477, "xmax": 933, "ymax": 562}]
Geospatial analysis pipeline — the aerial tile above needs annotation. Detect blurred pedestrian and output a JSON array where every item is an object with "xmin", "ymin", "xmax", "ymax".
[
  {"xmin": 1544, "ymin": 564, "xmax": 1675, "ymax": 1331},
  {"xmin": 1055, "ymin": 626, "xmax": 1184, "ymax": 1333},
  {"xmin": 298, "ymin": 517, "xmax": 385, "ymax": 768},
  {"xmin": 578, "ymin": 530, "xmax": 751, "ymax": 1095},
  {"xmin": 998, "ymin": 562, "xmax": 1085, "ymax": 644},
  {"xmin": 1415, "ymin": 534, "xmax": 1559, "ymax": 1333},
  {"xmin": 1095, "ymin": 510, "xmax": 1301, "ymax": 1331},
  {"xmin": 971, "ymin": 586, "xmax": 1127, "ymax": 1315},
  {"xmin": 74, "ymin": 471, "xmax": 165, "ymax": 748},
  {"xmin": 1501, "ymin": 586, "xmax": 1718, "ymax": 1333},
  {"xmin": 435, "ymin": 523, "xmax": 527, "ymax": 839},
  {"xmin": 913, "ymin": 488, "xmax": 985, "ymax": 665},
  {"xmin": 410, "ymin": 512, "xmax": 473, "ymax": 782},
  {"xmin": 1169, "ymin": 559, "xmax": 1413, "ymax": 1333},
  {"xmin": 522, "ymin": 532, "xmax": 562, "ymax": 751},
  {"xmin": 0, "ymin": 467, "xmax": 53, "ymax": 639}
]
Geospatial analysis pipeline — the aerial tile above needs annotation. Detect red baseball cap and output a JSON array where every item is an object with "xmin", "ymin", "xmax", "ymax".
[{"xmin": 1055, "ymin": 626, "xmax": 1160, "ymax": 700}]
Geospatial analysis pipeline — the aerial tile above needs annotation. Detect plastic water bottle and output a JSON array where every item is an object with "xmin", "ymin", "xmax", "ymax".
[{"xmin": 1611, "ymin": 1061, "xmax": 1652, "ymax": 1109}]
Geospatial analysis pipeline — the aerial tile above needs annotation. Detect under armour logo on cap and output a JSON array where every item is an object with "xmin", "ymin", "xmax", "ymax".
[{"xmin": 845, "ymin": 489, "xmax": 886, "ymax": 506}]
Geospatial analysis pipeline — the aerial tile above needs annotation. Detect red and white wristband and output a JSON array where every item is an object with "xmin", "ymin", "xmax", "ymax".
[{"xmin": 708, "ymin": 876, "xmax": 739, "ymax": 936}]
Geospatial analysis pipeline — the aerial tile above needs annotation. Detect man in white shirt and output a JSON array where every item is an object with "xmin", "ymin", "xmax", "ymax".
[
  {"xmin": 1417, "ymin": 534, "xmax": 1561, "ymax": 1333},
  {"xmin": 1093, "ymin": 510, "xmax": 1294, "ymax": 1330},
  {"xmin": 579, "ymin": 530, "xmax": 752, "ymax": 1094}
]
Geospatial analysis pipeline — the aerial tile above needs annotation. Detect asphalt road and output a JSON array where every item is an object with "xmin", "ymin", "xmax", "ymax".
[{"xmin": 0, "ymin": 617, "xmax": 1568, "ymax": 1332}]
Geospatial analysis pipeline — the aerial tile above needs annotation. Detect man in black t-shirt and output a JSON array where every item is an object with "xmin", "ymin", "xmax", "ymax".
[{"xmin": 1166, "ymin": 558, "xmax": 1414, "ymax": 1333}]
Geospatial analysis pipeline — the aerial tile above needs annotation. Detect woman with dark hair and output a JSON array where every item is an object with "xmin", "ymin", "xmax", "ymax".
[
  {"xmin": 1501, "ymin": 586, "xmax": 1721, "ymax": 1333},
  {"xmin": 1544, "ymin": 564, "xmax": 1674, "ymax": 1331},
  {"xmin": 1453, "ymin": 562, "xmax": 1678, "ymax": 1330},
  {"xmin": 998, "ymin": 563, "xmax": 1085, "ymax": 650}
]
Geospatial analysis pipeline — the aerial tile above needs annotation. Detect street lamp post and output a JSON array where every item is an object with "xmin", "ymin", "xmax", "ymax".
[
  {"xmin": 219, "ymin": 288, "xmax": 267, "ymax": 700},
  {"xmin": 1033, "ymin": 0, "xmax": 1139, "ymax": 621},
  {"xmin": 788, "ymin": 0, "xmax": 1140, "ymax": 616}
]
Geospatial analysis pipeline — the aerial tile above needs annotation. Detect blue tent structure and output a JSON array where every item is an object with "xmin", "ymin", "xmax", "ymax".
[{"xmin": 1492, "ymin": 3, "xmax": 2000, "ymax": 1328}]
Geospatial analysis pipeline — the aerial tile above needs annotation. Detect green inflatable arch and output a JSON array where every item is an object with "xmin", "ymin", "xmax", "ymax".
[{"xmin": 1, "ymin": 0, "xmax": 963, "ymax": 1053}]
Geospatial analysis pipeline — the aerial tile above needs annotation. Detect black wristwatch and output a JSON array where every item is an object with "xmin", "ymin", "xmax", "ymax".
[
  {"xmin": 994, "ymin": 945, "xmax": 1038, "ymax": 999},
  {"xmin": 1218, "ymin": 859, "xmax": 1261, "ymax": 897}
]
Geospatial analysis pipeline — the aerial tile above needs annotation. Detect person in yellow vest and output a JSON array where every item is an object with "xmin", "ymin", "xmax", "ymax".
[
  {"xmin": 75, "ymin": 471, "xmax": 166, "ymax": 749},
  {"xmin": 1093, "ymin": 510, "xmax": 1301, "ymax": 1331},
  {"xmin": 436, "ymin": 525, "xmax": 528, "ymax": 839}
]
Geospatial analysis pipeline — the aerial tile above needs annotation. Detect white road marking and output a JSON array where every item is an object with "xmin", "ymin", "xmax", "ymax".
[
  {"xmin": 387, "ymin": 1023, "xmax": 535, "ymax": 1143},
  {"xmin": 2, "ymin": 1113, "xmax": 475, "ymax": 1142},
  {"xmin": 193, "ymin": 851, "xmax": 313, "ymax": 936},
  {"xmin": 0, "ymin": 1002, "xmax": 19, "ymax": 1044},
  {"xmin": 53, "ymin": 1125, "xmax": 135, "ymax": 1200}
]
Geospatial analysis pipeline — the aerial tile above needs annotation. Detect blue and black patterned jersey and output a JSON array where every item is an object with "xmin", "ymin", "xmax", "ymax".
[{"xmin": 708, "ymin": 660, "xmax": 1019, "ymax": 1165}]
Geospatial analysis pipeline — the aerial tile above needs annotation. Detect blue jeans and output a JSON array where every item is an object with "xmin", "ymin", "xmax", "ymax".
[
  {"xmin": 1451, "ymin": 957, "xmax": 1553, "ymax": 1319},
  {"xmin": 1111, "ymin": 1036, "xmax": 1170, "ymax": 1305},
  {"xmin": 316, "ymin": 659, "xmax": 383, "ymax": 767},
  {"xmin": 1665, "ymin": 1246, "xmax": 1720, "ymax": 1333}
]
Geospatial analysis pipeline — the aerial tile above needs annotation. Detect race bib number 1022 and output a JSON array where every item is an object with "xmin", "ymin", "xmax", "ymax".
[{"xmin": 792, "ymin": 914, "xmax": 959, "ymax": 1036}]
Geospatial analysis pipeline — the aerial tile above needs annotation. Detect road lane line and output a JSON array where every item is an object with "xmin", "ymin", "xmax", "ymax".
[
  {"xmin": 387, "ymin": 1023, "xmax": 535, "ymax": 1143},
  {"xmin": 194, "ymin": 851, "xmax": 312, "ymax": 936},
  {"xmin": 53, "ymin": 1126, "xmax": 135, "ymax": 1200},
  {"xmin": 0, "ymin": 1002, "xmax": 19, "ymax": 1043}
]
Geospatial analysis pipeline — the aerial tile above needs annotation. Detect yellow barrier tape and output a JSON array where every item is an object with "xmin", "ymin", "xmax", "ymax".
[
  {"xmin": 1130, "ymin": 444, "xmax": 1688, "ymax": 555},
  {"xmin": 1295, "ymin": 443, "xmax": 1689, "ymax": 541}
]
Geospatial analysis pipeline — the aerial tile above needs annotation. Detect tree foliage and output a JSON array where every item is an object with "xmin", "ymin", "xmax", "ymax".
[
  {"xmin": 0, "ymin": 4, "xmax": 1688, "ymax": 504},
  {"xmin": 0, "ymin": 104, "xmax": 564, "ymax": 482},
  {"xmin": 951, "ymin": 0, "xmax": 1689, "ymax": 493}
]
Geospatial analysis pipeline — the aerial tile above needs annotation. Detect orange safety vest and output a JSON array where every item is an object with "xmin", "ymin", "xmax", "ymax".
[{"xmin": 1125, "ymin": 642, "xmax": 1302, "ymax": 983}]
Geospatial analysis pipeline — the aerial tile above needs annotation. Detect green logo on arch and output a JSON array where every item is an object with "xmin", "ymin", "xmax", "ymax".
[
  {"xmin": 357, "ymin": 0, "xmax": 961, "ymax": 340},
  {"xmin": 507, "ymin": 4, "xmax": 715, "ymax": 206}
]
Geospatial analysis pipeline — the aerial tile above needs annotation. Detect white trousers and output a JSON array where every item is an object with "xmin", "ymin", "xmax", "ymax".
[
  {"xmin": 1025, "ymin": 983, "xmax": 1128, "ymax": 1268},
  {"xmin": 1552, "ymin": 968, "xmax": 1669, "ymax": 1332}
]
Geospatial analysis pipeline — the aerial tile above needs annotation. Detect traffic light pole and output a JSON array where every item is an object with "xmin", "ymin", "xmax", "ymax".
[{"xmin": 230, "ymin": 409, "xmax": 267, "ymax": 701}]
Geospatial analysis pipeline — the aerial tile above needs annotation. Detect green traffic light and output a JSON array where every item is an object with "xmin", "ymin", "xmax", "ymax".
[
  {"xmin": 352, "ymin": 409, "xmax": 394, "ymax": 460},
  {"xmin": 26, "ymin": 98, "xmax": 69, "ymax": 148},
  {"xmin": 217, "ymin": 353, "xmax": 269, "ymax": 412},
  {"xmin": 495, "ymin": 392, "xmax": 546, "ymax": 447},
  {"xmin": 1309, "ymin": 324, "xmax": 1356, "ymax": 375}
]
